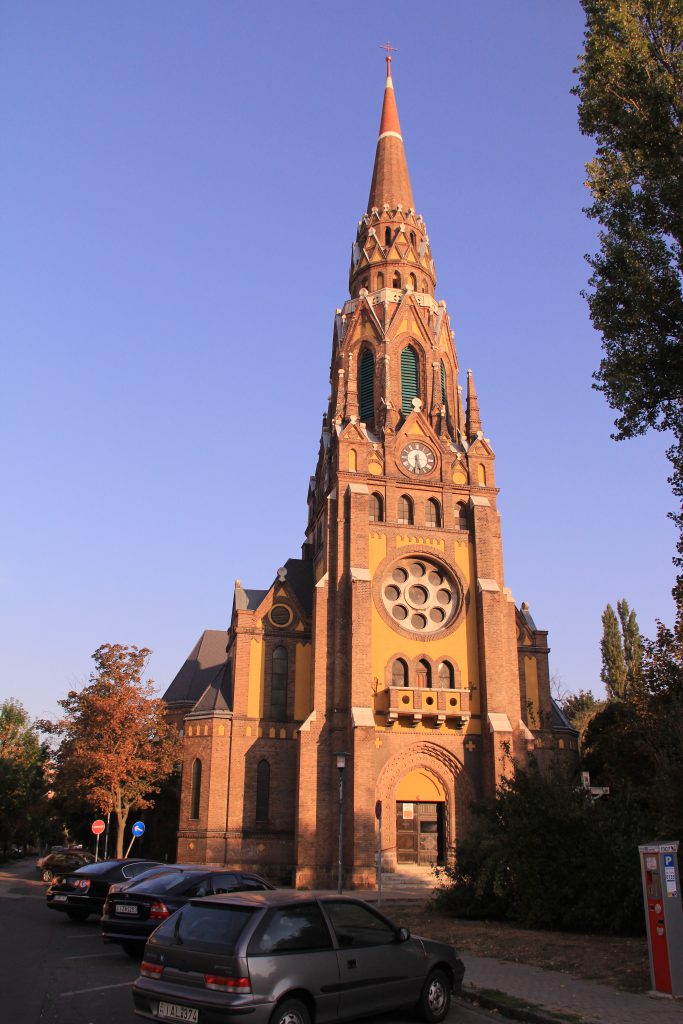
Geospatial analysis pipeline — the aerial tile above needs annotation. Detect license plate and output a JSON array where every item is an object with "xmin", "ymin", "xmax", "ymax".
[
  {"xmin": 53, "ymin": 895, "xmax": 68, "ymax": 902},
  {"xmin": 158, "ymin": 1003, "xmax": 199, "ymax": 1022},
  {"xmin": 115, "ymin": 903, "xmax": 138, "ymax": 915}
]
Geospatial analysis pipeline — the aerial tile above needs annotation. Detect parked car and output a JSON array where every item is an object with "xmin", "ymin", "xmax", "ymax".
[
  {"xmin": 46, "ymin": 859, "xmax": 162, "ymax": 921},
  {"xmin": 132, "ymin": 890, "xmax": 465, "ymax": 1024},
  {"xmin": 37, "ymin": 849, "xmax": 95, "ymax": 882},
  {"xmin": 103, "ymin": 868, "xmax": 275, "ymax": 957}
]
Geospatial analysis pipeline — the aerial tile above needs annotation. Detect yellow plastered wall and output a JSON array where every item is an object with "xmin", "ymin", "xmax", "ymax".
[
  {"xmin": 294, "ymin": 642, "xmax": 312, "ymax": 721},
  {"xmin": 247, "ymin": 638, "xmax": 265, "ymax": 718},
  {"xmin": 396, "ymin": 768, "xmax": 446, "ymax": 801},
  {"xmin": 524, "ymin": 655, "xmax": 540, "ymax": 728},
  {"xmin": 368, "ymin": 534, "xmax": 480, "ymax": 716}
]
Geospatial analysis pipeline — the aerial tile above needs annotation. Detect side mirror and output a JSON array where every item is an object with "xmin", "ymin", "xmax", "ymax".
[{"xmin": 397, "ymin": 927, "xmax": 411, "ymax": 942}]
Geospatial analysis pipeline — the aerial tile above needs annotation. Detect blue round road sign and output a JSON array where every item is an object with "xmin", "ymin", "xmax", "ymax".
[{"xmin": 132, "ymin": 821, "xmax": 145, "ymax": 837}]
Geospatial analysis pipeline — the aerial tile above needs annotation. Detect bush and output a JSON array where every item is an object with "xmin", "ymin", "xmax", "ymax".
[{"xmin": 435, "ymin": 759, "xmax": 645, "ymax": 935}]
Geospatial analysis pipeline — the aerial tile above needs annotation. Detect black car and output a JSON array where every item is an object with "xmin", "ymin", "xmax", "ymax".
[
  {"xmin": 37, "ymin": 849, "xmax": 95, "ymax": 882},
  {"xmin": 46, "ymin": 859, "xmax": 162, "ymax": 922},
  {"xmin": 133, "ymin": 891, "xmax": 465, "ymax": 1024},
  {"xmin": 103, "ymin": 868, "xmax": 275, "ymax": 956}
]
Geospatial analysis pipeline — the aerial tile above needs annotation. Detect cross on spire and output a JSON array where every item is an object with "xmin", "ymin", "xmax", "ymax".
[{"xmin": 379, "ymin": 41, "xmax": 397, "ymax": 69}]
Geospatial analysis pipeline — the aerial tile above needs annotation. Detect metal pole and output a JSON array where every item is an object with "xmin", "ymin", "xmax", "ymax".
[
  {"xmin": 337, "ymin": 766, "xmax": 344, "ymax": 894},
  {"xmin": 103, "ymin": 811, "xmax": 110, "ymax": 861},
  {"xmin": 378, "ymin": 812, "xmax": 382, "ymax": 907},
  {"xmin": 95, "ymin": 834, "xmax": 100, "ymax": 863}
]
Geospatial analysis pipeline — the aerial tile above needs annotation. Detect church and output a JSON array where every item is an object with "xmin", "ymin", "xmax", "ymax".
[{"xmin": 163, "ymin": 56, "xmax": 577, "ymax": 888}]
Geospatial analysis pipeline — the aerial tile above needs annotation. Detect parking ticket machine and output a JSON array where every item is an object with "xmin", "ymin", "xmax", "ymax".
[{"xmin": 639, "ymin": 841, "xmax": 683, "ymax": 996}]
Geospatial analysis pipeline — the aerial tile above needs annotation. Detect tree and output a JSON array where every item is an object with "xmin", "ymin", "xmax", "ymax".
[
  {"xmin": 601, "ymin": 603, "xmax": 628, "ymax": 698},
  {"xmin": 573, "ymin": 1, "xmax": 683, "ymax": 565},
  {"xmin": 560, "ymin": 688, "xmax": 605, "ymax": 748},
  {"xmin": 50, "ymin": 645, "xmax": 181, "ymax": 858},
  {"xmin": 600, "ymin": 599, "xmax": 643, "ymax": 698},
  {"xmin": 0, "ymin": 700, "xmax": 48, "ymax": 853}
]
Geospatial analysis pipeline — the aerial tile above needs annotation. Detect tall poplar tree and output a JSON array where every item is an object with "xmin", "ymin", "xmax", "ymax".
[
  {"xmin": 573, "ymin": 1, "xmax": 683, "ymax": 566},
  {"xmin": 601, "ymin": 604, "xmax": 628, "ymax": 699}
]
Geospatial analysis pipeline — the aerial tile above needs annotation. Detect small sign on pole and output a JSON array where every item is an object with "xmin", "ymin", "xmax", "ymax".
[
  {"xmin": 125, "ymin": 820, "xmax": 146, "ymax": 858},
  {"xmin": 91, "ymin": 819, "xmax": 105, "ymax": 862}
]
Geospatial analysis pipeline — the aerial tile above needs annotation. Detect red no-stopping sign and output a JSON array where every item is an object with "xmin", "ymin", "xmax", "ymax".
[{"xmin": 91, "ymin": 819, "xmax": 105, "ymax": 836}]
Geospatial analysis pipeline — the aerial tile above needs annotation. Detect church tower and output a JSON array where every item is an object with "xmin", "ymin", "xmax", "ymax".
[{"xmin": 165, "ymin": 57, "xmax": 577, "ymax": 886}]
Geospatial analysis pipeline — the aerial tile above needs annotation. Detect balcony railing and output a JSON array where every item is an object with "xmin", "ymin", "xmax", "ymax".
[{"xmin": 375, "ymin": 685, "xmax": 471, "ymax": 727}]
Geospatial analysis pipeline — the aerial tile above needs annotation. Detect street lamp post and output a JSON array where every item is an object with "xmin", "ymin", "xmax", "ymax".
[{"xmin": 335, "ymin": 751, "xmax": 349, "ymax": 894}]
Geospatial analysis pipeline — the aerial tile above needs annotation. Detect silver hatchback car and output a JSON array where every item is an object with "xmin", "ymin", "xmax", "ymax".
[{"xmin": 133, "ymin": 890, "xmax": 465, "ymax": 1024}]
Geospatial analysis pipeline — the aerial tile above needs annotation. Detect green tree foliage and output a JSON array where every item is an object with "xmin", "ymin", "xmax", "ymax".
[
  {"xmin": 601, "ymin": 604, "xmax": 628, "ymax": 698},
  {"xmin": 600, "ymin": 599, "xmax": 643, "ymax": 698},
  {"xmin": 573, "ymin": 1, "xmax": 683, "ymax": 564},
  {"xmin": 0, "ymin": 700, "xmax": 48, "ymax": 852},
  {"xmin": 560, "ymin": 689, "xmax": 605, "ymax": 748},
  {"xmin": 48, "ymin": 645, "xmax": 181, "ymax": 858},
  {"xmin": 435, "ymin": 759, "xmax": 644, "ymax": 934}
]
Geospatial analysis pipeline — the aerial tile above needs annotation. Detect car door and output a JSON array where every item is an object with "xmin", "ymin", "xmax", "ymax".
[
  {"xmin": 321, "ymin": 899, "xmax": 425, "ymax": 1019},
  {"xmin": 247, "ymin": 902, "xmax": 340, "ymax": 1023}
]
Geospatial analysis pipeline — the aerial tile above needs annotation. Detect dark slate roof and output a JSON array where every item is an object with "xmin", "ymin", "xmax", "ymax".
[
  {"xmin": 191, "ymin": 658, "xmax": 233, "ymax": 715},
  {"xmin": 235, "ymin": 587, "xmax": 268, "ymax": 611},
  {"xmin": 283, "ymin": 558, "xmax": 314, "ymax": 617},
  {"xmin": 550, "ymin": 698, "xmax": 577, "ymax": 733},
  {"xmin": 162, "ymin": 630, "xmax": 228, "ymax": 706}
]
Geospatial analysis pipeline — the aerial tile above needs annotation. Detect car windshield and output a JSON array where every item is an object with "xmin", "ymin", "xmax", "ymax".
[{"xmin": 153, "ymin": 904, "xmax": 255, "ymax": 953}]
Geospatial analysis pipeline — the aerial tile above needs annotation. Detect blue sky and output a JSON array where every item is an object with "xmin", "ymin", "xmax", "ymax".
[{"xmin": 2, "ymin": 1, "xmax": 677, "ymax": 721}]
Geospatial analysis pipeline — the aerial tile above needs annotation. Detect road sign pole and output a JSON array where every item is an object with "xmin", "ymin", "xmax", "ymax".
[
  {"xmin": 124, "ymin": 835, "xmax": 136, "ymax": 858},
  {"xmin": 95, "ymin": 834, "xmax": 100, "ymax": 862}
]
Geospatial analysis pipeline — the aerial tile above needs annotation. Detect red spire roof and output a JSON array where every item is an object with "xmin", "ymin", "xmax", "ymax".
[{"xmin": 367, "ymin": 56, "xmax": 415, "ymax": 213}]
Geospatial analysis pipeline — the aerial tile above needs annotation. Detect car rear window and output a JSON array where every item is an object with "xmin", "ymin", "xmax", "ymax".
[
  {"xmin": 127, "ymin": 870, "xmax": 195, "ymax": 893},
  {"xmin": 153, "ymin": 905, "xmax": 255, "ymax": 953}
]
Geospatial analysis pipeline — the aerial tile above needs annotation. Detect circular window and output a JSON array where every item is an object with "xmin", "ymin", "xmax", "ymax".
[
  {"xmin": 380, "ymin": 557, "xmax": 461, "ymax": 636},
  {"xmin": 269, "ymin": 604, "xmax": 293, "ymax": 627}
]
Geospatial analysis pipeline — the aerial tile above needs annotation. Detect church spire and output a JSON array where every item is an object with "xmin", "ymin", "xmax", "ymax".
[
  {"xmin": 466, "ymin": 368, "xmax": 483, "ymax": 438},
  {"xmin": 367, "ymin": 55, "xmax": 415, "ymax": 213}
]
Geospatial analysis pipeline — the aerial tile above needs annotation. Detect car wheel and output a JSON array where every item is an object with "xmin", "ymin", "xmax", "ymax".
[
  {"xmin": 66, "ymin": 910, "xmax": 90, "ymax": 922},
  {"xmin": 269, "ymin": 998, "xmax": 311, "ymax": 1024},
  {"xmin": 121, "ymin": 942, "xmax": 143, "ymax": 959},
  {"xmin": 42, "ymin": 869, "xmax": 53, "ymax": 882},
  {"xmin": 415, "ymin": 968, "xmax": 450, "ymax": 1024}
]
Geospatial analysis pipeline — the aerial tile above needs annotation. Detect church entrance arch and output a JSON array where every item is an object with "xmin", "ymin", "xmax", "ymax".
[{"xmin": 376, "ymin": 742, "xmax": 474, "ymax": 871}]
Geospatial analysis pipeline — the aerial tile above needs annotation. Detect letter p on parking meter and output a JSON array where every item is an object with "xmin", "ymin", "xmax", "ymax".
[{"xmin": 639, "ymin": 841, "xmax": 683, "ymax": 996}]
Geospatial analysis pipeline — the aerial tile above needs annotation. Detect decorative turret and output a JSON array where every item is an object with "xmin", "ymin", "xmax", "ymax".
[{"xmin": 466, "ymin": 368, "xmax": 483, "ymax": 439}]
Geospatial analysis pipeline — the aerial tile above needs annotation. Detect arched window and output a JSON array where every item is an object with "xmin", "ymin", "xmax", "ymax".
[
  {"xmin": 392, "ymin": 270, "xmax": 402, "ymax": 288},
  {"xmin": 370, "ymin": 492, "xmax": 384, "ymax": 523},
  {"xmin": 255, "ymin": 760, "xmax": 270, "ymax": 823},
  {"xmin": 410, "ymin": 231, "xmax": 416, "ymax": 247},
  {"xmin": 359, "ymin": 350, "xmax": 374, "ymax": 424},
  {"xmin": 416, "ymin": 660, "xmax": 432, "ymax": 689},
  {"xmin": 422, "ymin": 278, "xmax": 429, "ymax": 293},
  {"xmin": 400, "ymin": 345, "xmax": 420, "ymax": 414},
  {"xmin": 456, "ymin": 502, "xmax": 469, "ymax": 530},
  {"xmin": 385, "ymin": 227, "xmax": 392, "ymax": 247},
  {"xmin": 349, "ymin": 448, "xmax": 357, "ymax": 472},
  {"xmin": 377, "ymin": 271, "xmax": 384, "ymax": 289},
  {"xmin": 478, "ymin": 464, "xmax": 487, "ymax": 486},
  {"xmin": 426, "ymin": 498, "xmax": 441, "ymax": 528},
  {"xmin": 271, "ymin": 646, "xmax": 288, "ymax": 721},
  {"xmin": 409, "ymin": 273, "xmax": 417, "ymax": 291},
  {"xmin": 392, "ymin": 659, "xmax": 409, "ymax": 688},
  {"xmin": 190, "ymin": 759, "xmax": 202, "ymax": 820},
  {"xmin": 438, "ymin": 662, "xmax": 455, "ymax": 689},
  {"xmin": 361, "ymin": 278, "xmax": 368, "ymax": 291},
  {"xmin": 397, "ymin": 495, "xmax": 414, "ymax": 526}
]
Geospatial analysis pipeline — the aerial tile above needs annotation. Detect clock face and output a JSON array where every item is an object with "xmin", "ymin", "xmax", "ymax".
[{"xmin": 401, "ymin": 442, "xmax": 436, "ymax": 475}]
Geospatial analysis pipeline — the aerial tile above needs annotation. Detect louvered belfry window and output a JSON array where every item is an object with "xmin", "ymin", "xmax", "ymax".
[
  {"xmin": 441, "ymin": 360, "xmax": 449, "ymax": 418},
  {"xmin": 401, "ymin": 345, "xmax": 419, "ymax": 414},
  {"xmin": 359, "ymin": 350, "xmax": 375, "ymax": 424}
]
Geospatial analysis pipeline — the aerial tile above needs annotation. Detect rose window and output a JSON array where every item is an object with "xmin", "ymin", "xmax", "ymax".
[{"xmin": 381, "ymin": 557, "xmax": 459, "ymax": 634}]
